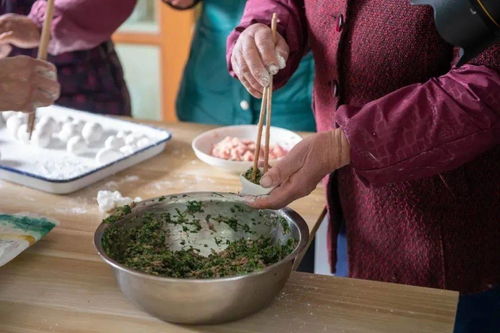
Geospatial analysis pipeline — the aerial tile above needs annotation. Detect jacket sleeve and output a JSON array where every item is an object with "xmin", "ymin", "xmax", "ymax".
[
  {"xmin": 226, "ymin": 0, "xmax": 308, "ymax": 89},
  {"xmin": 28, "ymin": 0, "xmax": 137, "ymax": 55},
  {"xmin": 336, "ymin": 44, "xmax": 500, "ymax": 185}
]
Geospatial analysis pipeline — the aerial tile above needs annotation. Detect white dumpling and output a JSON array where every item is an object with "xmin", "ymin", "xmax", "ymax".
[
  {"xmin": 119, "ymin": 145, "xmax": 135, "ymax": 155},
  {"xmin": 31, "ymin": 128, "xmax": 51, "ymax": 148},
  {"xmin": 6, "ymin": 115, "xmax": 25, "ymax": 138},
  {"xmin": 116, "ymin": 130, "xmax": 131, "ymax": 139},
  {"xmin": 124, "ymin": 133, "xmax": 138, "ymax": 146},
  {"xmin": 59, "ymin": 122, "xmax": 77, "ymax": 142},
  {"xmin": 95, "ymin": 148, "xmax": 122, "ymax": 164},
  {"xmin": 17, "ymin": 124, "xmax": 30, "ymax": 144},
  {"xmin": 136, "ymin": 137, "xmax": 151, "ymax": 148},
  {"xmin": 37, "ymin": 116, "xmax": 57, "ymax": 134},
  {"xmin": 66, "ymin": 135, "xmax": 87, "ymax": 155},
  {"xmin": 72, "ymin": 119, "xmax": 86, "ymax": 132},
  {"xmin": 82, "ymin": 122, "xmax": 103, "ymax": 144},
  {"xmin": 104, "ymin": 135, "xmax": 125, "ymax": 149},
  {"xmin": 2, "ymin": 111, "xmax": 17, "ymax": 121}
]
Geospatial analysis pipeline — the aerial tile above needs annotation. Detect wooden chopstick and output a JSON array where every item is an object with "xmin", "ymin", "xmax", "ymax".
[
  {"xmin": 253, "ymin": 13, "xmax": 278, "ymax": 182},
  {"xmin": 28, "ymin": 0, "xmax": 56, "ymax": 139}
]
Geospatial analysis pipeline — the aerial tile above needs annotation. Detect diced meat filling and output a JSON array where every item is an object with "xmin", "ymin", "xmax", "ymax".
[{"xmin": 211, "ymin": 136, "xmax": 288, "ymax": 161}]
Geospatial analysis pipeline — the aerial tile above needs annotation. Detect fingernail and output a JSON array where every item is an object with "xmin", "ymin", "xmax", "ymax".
[
  {"xmin": 277, "ymin": 54, "xmax": 286, "ymax": 69},
  {"xmin": 36, "ymin": 68, "xmax": 57, "ymax": 79},
  {"xmin": 260, "ymin": 175, "xmax": 272, "ymax": 188},
  {"xmin": 242, "ymin": 196, "xmax": 256, "ymax": 203},
  {"xmin": 259, "ymin": 72, "xmax": 271, "ymax": 87},
  {"xmin": 267, "ymin": 64, "xmax": 279, "ymax": 75}
]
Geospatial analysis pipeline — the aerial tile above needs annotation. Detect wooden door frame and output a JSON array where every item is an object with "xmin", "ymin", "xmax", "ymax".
[{"xmin": 113, "ymin": 1, "xmax": 195, "ymax": 122}]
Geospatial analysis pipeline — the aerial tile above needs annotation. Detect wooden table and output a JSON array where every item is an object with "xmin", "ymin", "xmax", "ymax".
[{"xmin": 0, "ymin": 122, "xmax": 458, "ymax": 333}]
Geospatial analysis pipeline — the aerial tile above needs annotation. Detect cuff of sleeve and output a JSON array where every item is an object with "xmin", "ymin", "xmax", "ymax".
[
  {"xmin": 27, "ymin": 1, "xmax": 47, "ymax": 28},
  {"xmin": 162, "ymin": 0, "xmax": 200, "ymax": 10}
]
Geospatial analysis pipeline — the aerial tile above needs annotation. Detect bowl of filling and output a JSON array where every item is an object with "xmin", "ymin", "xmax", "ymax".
[
  {"xmin": 94, "ymin": 192, "xmax": 308, "ymax": 324},
  {"xmin": 192, "ymin": 125, "xmax": 302, "ymax": 174}
]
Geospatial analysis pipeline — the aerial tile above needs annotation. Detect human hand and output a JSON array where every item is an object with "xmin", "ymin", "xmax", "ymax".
[
  {"xmin": 0, "ymin": 13, "xmax": 41, "ymax": 56},
  {"xmin": 247, "ymin": 129, "xmax": 351, "ymax": 209},
  {"xmin": 0, "ymin": 56, "xmax": 60, "ymax": 112},
  {"xmin": 166, "ymin": 0, "xmax": 196, "ymax": 9},
  {"xmin": 231, "ymin": 23, "xmax": 289, "ymax": 98}
]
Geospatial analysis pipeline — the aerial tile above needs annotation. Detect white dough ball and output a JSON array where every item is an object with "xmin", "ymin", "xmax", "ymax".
[
  {"xmin": 6, "ymin": 115, "xmax": 25, "ymax": 138},
  {"xmin": 31, "ymin": 129, "xmax": 51, "ymax": 148},
  {"xmin": 96, "ymin": 148, "xmax": 122, "ymax": 164},
  {"xmin": 72, "ymin": 119, "xmax": 86, "ymax": 132},
  {"xmin": 2, "ymin": 111, "xmax": 17, "ymax": 121},
  {"xmin": 124, "ymin": 133, "xmax": 139, "ymax": 146},
  {"xmin": 119, "ymin": 145, "xmax": 135, "ymax": 155},
  {"xmin": 82, "ymin": 122, "xmax": 104, "ymax": 144},
  {"xmin": 17, "ymin": 124, "xmax": 30, "ymax": 144},
  {"xmin": 58, "ymin": 122, "xmax": 77, "ymax": 142},
  {"xmin": 104, "ymin": 135, "xmax": 125, "ymax": 149},
  {"xmin": 136, "ymin": 137, "xmax": 151, "ymax": 148},
  {"xmin": 116, "ymin": 130, "xmax": 131, "ymax": 139},
  {"xmin": 37, "ymin": 116, "xmax": 57, "ymax": 133},
  {"xmin": 66, "ymin": 135, "xmax": 87, "ymax": 155}
]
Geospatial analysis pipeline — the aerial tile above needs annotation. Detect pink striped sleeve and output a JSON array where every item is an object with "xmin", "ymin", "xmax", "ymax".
[{"xmin": 29, "ymin": 0, "xmax": 136, "ymax": 55}]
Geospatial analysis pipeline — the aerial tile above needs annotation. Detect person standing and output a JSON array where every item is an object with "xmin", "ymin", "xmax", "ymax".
[
  {"xmin": 163, "ymin": 0, "xmax": 316, "ymax": 132},
  {"xmin": 0, "ymin": 0, "xmax": 136, "ymax": 115},
  {"xmin": 227, "ymin": 1, "xmax": 499, "ymax": 332}
]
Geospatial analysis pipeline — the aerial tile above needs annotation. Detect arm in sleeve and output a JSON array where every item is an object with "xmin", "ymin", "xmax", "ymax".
[
  {"xmin": 28, "ymin": 0, "xmax": 137, "ymax": 55},
  {"xmin": 336, "ymin": 45, "xmax": 500, "ymax": 185},
  {"xmin": 226, "ymin": 0, "xmax": 308, "ymax": 89}
]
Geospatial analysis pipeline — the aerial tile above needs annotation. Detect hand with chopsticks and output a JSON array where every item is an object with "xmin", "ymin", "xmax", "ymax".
[
  {"xmin": 230, "ymin": 23, "xmax": 289, "ymax": 98},
  {"xmin": 248, "ymin": 129, "xmax": 351, "ymax": 210},
  {"xmin": 0, "ymin": 55, "xmax": 60, "ymax": 112}
]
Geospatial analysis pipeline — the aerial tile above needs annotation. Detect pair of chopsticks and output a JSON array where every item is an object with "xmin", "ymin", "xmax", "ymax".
[
  {"xmin": 252, "ymin": 13, "xmax": 278, "ymax": 182},
  {"xmin": 27, "ymin": 0, "xmax": 56, "ymax": 139}
]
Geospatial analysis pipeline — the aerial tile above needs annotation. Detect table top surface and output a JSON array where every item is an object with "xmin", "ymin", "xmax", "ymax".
[{"xmin": 0, "ymin": 121, "xmax": 458, "ymax": 333}]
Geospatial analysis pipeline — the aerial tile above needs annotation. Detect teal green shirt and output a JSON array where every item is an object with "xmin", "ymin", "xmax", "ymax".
[{"xmin": 176, "ymin": 0, "xmax": 316, "ymax": 132}]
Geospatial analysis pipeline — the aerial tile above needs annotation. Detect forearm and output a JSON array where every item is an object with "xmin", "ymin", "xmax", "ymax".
[
  {"xmin": 29, "ymin": 0, "xmax": 136, "ymax": 55},
  {"xmin": 226, "ymin": 0, "xmax": 308, "ymax": 89},
  {"xmin": 336, "ymin": 64, "xmax": 500, "ymax": 185}
]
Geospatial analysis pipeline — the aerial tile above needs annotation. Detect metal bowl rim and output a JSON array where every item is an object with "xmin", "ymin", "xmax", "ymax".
[{"xmin": 94, "ymin": 191, "xmax": 309, "ymax": 283}]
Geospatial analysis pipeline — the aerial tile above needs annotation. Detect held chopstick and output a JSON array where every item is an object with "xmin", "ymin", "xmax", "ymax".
[
  {"xmin": 263, "ymin": 13, "xmax": 278, "ymax": 174},
  {"xmin": 28, "ymin": 0, "xmax": 56, "ymax": 139},
  {"xmin": 252, "ymin": 13, "xmax": 278, "ymax": 182}
]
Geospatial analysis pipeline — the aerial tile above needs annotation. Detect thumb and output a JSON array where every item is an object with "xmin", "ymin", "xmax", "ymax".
[{"xmin": 260, "ymin": 153, "xmax": 299, "ymax": 188}]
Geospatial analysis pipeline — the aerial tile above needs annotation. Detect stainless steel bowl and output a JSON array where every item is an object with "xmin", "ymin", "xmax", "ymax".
[{"xmin": 94, "ymin": 192, "xmax": 309, "ymax": 324}]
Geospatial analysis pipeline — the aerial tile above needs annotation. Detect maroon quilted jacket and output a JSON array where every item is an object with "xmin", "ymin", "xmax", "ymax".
[{"xmin": 227, "ymin": 0, "xmax": 500, "ymax": 293}]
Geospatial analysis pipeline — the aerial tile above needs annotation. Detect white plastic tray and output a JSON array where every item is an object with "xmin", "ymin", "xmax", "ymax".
[{"xmin": 0, "ymin": 106, "xmax": 171, "ymax": 194}]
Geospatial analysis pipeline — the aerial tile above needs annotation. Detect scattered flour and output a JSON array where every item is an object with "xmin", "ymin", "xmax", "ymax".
[{"xmin": 97, "ymin": 190, "xmax": 141, "ymax": 212}]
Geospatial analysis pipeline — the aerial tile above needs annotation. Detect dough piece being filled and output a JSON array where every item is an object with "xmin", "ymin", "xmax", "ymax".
[
  {"xmin": 96, "ymin": 148, "xmax": 122, "ymax": 164},
  {"xmin": 59, "ymin": 122, "xmax": 77, "ymax": 142},
  {"xmin": 104, "ymin": 135, "xmax": 125, "ymax": 149},
  {"xmin": 6, "ymin": 115, "xmax": 25, "ymax": 138},
  {"xmin": 66, "ymin": 135, "xmax": 87, "ymax": 155},
  {"xmin": 82, "ymin": 122, "xmax": 104, "ymax": 144},
  {"xmin": 17, "ymin": 124, "xmax": 30, "ymax": 144}
]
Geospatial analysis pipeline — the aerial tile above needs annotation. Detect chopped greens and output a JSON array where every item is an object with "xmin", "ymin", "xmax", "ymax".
[{"xmin": 101, "ymin": 202, "xmax": 297, "ymax": 279}]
